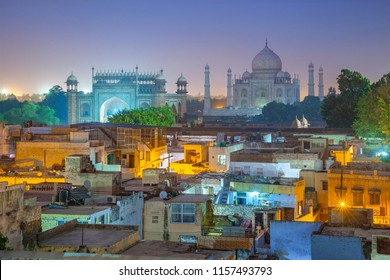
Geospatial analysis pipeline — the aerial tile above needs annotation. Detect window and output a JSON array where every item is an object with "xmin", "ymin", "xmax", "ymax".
[
  {"xmin": 352, "ymin": 190, "xmax": 363, "ymax": 206},
  {"xmin": 217, "ymin": 155, "xmax": 226, "ymax": 165},
  {"xmin": 369, "ymin": 191, "xmax": 380, "ymax": 205},
  {"xmin": 322, "ymin": 181, "xmax": 328, "ymax": 190},
  {"xmin": 243, "ymin": 166, "xmax": 250, "ymax": 175},
  {"xmin": 152, "ymin": 216, "xmax": 159, "ymax": 224},
  {"xmin": 146, "ymin": 151, "xmax": 150, "ymax": 162},
  {"xmin": 256, "ymin": 168, "xmax": 264, "ymax": 176},
  {"xmin": 297, "ymin": 201, "xmax": 303, "ymax": 216},
  {"xmin": 237, "ymin": 192, "xmax": 247, "ymax": 205},
  {"xmin": 170, "ymin": 203, "xmax": 196, "ymax": 224}
]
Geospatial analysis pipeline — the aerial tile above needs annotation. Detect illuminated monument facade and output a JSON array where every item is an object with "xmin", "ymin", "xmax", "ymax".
[
  {"xmin": 203, "ymin": 41, "xmax": 300, "ymax": 117},
  {"xmin": 67, "ymin": 67, "xmax": 187, "ymax": 124}
]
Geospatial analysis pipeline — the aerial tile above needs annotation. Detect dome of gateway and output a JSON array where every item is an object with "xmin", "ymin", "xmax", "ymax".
[
  {"xmin": 66, "ymin": 73, "xmax": 78, "ymax": 82},
  {"xmin": 252, "ymin": 42, "xmax": 282, "ymax": 72}
]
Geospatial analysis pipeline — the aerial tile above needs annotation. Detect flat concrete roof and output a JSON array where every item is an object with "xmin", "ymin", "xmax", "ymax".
[
  {"xmin": 147, "ymin": 194, "xmax": 213, "ymax": 204},
  {"xmin": 168, "ymin": 194, "xmax": 213, "ymax": 203},
  {"xmin": 320, "ymin": 226, "xmax": 390, "ymax": 241},
  {"xmin": 121, "ymin": 240, "xmax": 233, "ymax": 260},
  {"xmin": 39, "ymin": 227, "xmax": 136, "ymax": 248},
  {"xmin": 42, "ymin": 206, "xmax": 109, "ymax": 215}
]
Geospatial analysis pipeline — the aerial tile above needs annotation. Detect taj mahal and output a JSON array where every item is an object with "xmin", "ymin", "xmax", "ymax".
[
  {"xmin": 203, "ymin": 41, "xmax": 301, "ymax": 118},
  {"xmin": 67, "ymin": 67, "xmax": 188, "ymax": 125}
]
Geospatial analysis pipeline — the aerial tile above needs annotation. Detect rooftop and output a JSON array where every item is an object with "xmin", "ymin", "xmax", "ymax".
[
  {"xmin": 318, "ymin": 226, "xmax": 390, "ymax": 241},
  {"xmin": 38, "ymin": 224, "xmax": 137, "ymax": 248},
  {"xmin": 121, "ymin": 240, "xmax": 233, "ymax": 260},
  {"xmin": 42, "ymin": 205, "xmax": 110, "ymax": 215}
]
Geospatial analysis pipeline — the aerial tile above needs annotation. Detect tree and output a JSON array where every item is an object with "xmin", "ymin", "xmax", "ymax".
[
  {"xmin": 321, "ymin": 69, "xmax": 370, "ymax": 128},
  {"xmin": 353, "ymin": 73, "xmax": 390, "ymax": 140},
  {"xmin": 4, "ymin": 101, "xmax": 59, "ymax": 125},
  {"xmin": 39, "ymin": 85, "xmax": 68, "ymax": 124},
  {"xmin": 297, "ymin": 96, "xmax": 323, "ymax": 122},
  {"xmin": 0, "ymin": 233, "xmax": 11, "ymax": 250},
  {"xmin": 108, "ymin": 106, "xmax": 176, "ymax": 127},
  {"xmin": 378, "ymin": 93, "xmax": 390, "ymax": 142}
]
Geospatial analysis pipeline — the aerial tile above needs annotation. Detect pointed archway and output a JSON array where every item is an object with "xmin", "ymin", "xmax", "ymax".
[{"xmin": 100, "ymin": 97, "xmax": 129, "ymax": 122}]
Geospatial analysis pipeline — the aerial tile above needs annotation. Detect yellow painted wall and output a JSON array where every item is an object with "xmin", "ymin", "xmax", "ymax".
[
  {"xmin": 327, "ymin": 170, "xmax": 390, "ymax": 226},
  {"xmin": 16, "ymin": 141, "xmax": 92, "ymax": 168}
]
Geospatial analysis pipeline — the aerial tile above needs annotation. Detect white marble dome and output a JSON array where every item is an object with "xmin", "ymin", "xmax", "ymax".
[{"xmin": 252, "ymin": 44, "xmax": 282, "ymax": 72}]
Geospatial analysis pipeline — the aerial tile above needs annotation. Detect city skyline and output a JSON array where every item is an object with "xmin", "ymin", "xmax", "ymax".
[{"xmin": 1, "ymin": 0, "xmax": 390, "ymax": 99}]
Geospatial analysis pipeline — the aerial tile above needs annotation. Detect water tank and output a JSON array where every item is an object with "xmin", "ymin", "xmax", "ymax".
[
  {"xmin": 325, "ymin": 160, "xmax": 334, "ymax": 169},
  {"xmin": 314, "ymin": 160, "xmax": 323, "ymax": 171},
  {"xmin": 59, "ymin": 189, "xmax": 69, "ymax": 204}
]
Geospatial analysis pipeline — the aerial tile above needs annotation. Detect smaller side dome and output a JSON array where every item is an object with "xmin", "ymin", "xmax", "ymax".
[
  {"xmin": 177, "ymin": 73, "xmax": 187, "ymax": 83},
  {"xmin": 242, "ymin": 70, "xmax": 251, "ymax": 79},
  {"xmin": 276, "ymin": 71, "xmax": 285, "ymax": 78},
  {"xmin": 155, "ymin": 69, "xmax": 166, "ymax": 81},
  {"xmin": 291, "ymin": 116, "xmax": 302, "ymax": 128},
  {"xmin": 67, "ymin": 73, "xmax": 78, "ymax": 82}
]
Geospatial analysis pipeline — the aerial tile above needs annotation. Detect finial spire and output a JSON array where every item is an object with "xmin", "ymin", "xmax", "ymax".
[{"xmin": 266, "ymin": 38, "xmax": 268, "ymax": 47}]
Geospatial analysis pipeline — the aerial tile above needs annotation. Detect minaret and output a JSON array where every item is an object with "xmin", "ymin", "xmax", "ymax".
[
  {"xmin": 204, "ymin": 64, "xmax": 211, "ymax": 112},
  {"xmin": 308, "ymin": 62, "xmax": 315, "ymax": 96},
  {"xmin": 227, "ymin": 68, "xmax": 233, "ymax": 107},
  {"xmin": 318, "ymin": 66, "xmax": 324, "ymax": 100}
]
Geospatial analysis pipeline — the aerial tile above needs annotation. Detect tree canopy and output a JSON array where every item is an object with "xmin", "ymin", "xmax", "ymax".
[
  {"xmin": 321, "ymin": 69, "xmax": 370, "ymax": 128},
  {"xmin": 352, "ymin": 72, "xmax": 390, "ymax": 142},
  {"xmin": 108, "ymin": 106, "xmax": 176, "ymax": 127},
  {"xmin": 39, "ymin": 85, "xmax": 68, "ymax": 124},
  {"xmin": 5, "ymin": 101, "xmax": 59, "ymax": 125}
]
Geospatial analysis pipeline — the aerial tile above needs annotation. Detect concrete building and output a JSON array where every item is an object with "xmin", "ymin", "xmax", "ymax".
[
  {"xmin": 327, "ymin": 162, "xmax": 390, "ymax": 227},
  {"xmin": 15, "ymin": 130, "xmax": 105, "ymax": 169},
  {"xmin": 270, "ymin": 220, "xmax": 323, "ymax": 260},
  {"xmin": 0, "ymin": 122, "xmax": 21, "ymax": 158},
  {"xmin": 41, "ymin": 205, "xmax": 112, "ymax": 232},
  {"xmin": 214, "ymin": 175, "xmax": 308, "ymax": 228},
  {"xmin": 311, "ymin": 225, "xmax": 390, "ymax": 260},
  {"xmin": 36, "ymin": 219, "xmax": 139, "ymax": 254},
  {"xmin": 170, "ymin": 142, "xmax": 210, "ymax": 175},
  {"xmin": 71, "ymin": 123, "xmax": 168, "ymax": 178},
  {"xmin": 0, "ymin": 182, "xmax": 26, "ymax": 250},
  {"xmin": 143, "ymin": 194, "xmax": 213, "ymax": 242}
]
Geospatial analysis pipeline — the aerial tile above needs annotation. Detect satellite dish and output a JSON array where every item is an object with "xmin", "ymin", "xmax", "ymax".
[{"xmin": 159, "ymin": 191, "xmax": 168, "ymax": 200}]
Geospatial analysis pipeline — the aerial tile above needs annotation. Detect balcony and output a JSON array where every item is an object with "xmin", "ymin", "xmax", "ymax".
[{"xmin": 202, "ymin": 226, "xmax": 254, "ymax": 238}]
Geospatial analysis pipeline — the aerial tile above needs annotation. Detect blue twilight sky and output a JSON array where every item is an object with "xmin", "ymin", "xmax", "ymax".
[{"xmin": 0, "ymin": 0, "xmax": 389, "ymax": 99}]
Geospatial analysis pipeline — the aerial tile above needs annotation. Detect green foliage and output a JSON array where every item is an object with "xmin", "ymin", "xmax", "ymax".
[
  {"xmin": 296, "ymin": 96, "xmax": 323, "ymax": 121},
  {"xmin": 0, "ymin": 100, "xmax": 59, "ymax": 125},
  {"xmin": 321, "ymin": 69, "xmax": 370, "ymax": 128},
  {"xmin": 353, "ymin": 72, "xmax": 390, "ymax": 141},
  {"xmin": 378, "ymin": 94, "xmax": 390, "ymax": 142},
  {"xmin": 108, "ymin": 106, "xmax": 176, "ymax": 127},
  {"xmin": 261, "ymin": 101, "xmax": 298, "ymax": 123},
  {"xmin": 256, "ymin": 97, "xmax": 323, "ymax": 124},
  {"xmin": 380, "ymin": 155, "xmax": 390, "ymax": 163},
  {"xmin": 39, "ymin": 85, "xmax": 68, "ymax": 124},
  {"xmin": 0, "ymin": 232, "xmax": 11, "ymax": 250}
]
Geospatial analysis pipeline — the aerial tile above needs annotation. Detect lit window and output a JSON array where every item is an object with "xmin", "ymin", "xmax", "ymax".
[
  {"xmin": 322, "ymin": 181, "xmax": 328, "ymax": 190},
  {"xmin": 170, "ymin": 203, "xmax": 196, "ymax": 224},
  {"xmin": 217, "ymin": 155, "xmax": 226, "ymax": 165}
]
